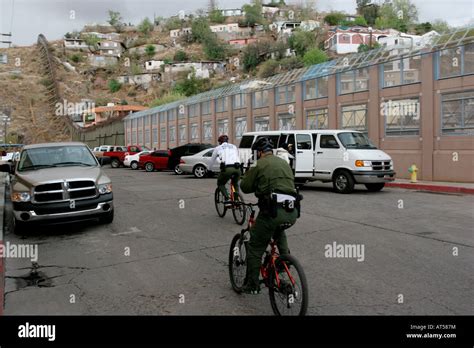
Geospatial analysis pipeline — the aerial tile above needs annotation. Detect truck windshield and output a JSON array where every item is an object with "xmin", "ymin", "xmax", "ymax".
[
  {"xmin": 18, "ymin": 145, "xmax": 98, "ymax": 172},
  {"xmin": 337, "ymin": 132, "xmax": 377, "ymax": 149}
]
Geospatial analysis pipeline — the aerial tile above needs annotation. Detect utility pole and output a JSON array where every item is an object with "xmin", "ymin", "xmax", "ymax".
[{"xmin": 0, "ymin": 33, "xmax": 12, "ymax": 47}]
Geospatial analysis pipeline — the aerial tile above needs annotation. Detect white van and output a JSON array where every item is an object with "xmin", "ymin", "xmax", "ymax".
[{"xmin": 238, "ymin": 130, "xmax": 395, "ymax": 193}]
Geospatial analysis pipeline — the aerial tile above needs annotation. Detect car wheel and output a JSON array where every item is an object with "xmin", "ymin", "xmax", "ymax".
[
  {"xmin": 174, "ymin": 164, "xmax": 183, "ymax": 175},
  {"xmin": 333, "ymin": 170, "xmax": 355, "ymax": 194},
  {"xmin": 131, "ymin": 161, "xmax": 138, "ymax": 170},
  {"xmin": 145, "ymin": 162, "xmax": 155, "ymax": 172},
  {"xmin": 111, "ymin": 158, "xmax": 120, "ymax": 168},
  {"xmin": 99, "ymin": 209, "xmax": 114, "ymax": 224},
  {"xmin": 193, "ymin": 165, "xmax": 207, "ymax": 179},
  {"xmin": 365, "ymin": 183, "xmax": 385, "ymax": 192}
]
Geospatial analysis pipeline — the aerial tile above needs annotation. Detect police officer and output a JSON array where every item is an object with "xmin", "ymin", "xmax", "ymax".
[
  {"xmin": 210, "ymin": 135, "xmax": 241, "ymax": 206},
  {"xmin": 240, "ymin": 137, "xmax": 300, "ymax": 294}
]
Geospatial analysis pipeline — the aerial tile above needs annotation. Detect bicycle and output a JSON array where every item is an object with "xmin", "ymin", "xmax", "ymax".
[
  {"xmin": 228, "ymin": 202, "xmax": 309, "ymax": 316},
  {"xmin": 214, "ymin": 174, "xmax": 246, "ymax": 225}
]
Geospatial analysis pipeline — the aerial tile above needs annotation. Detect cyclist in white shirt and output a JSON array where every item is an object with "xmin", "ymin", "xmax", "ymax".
[{"xmin": 210, "ymin": 135, "xmax": 241, "ymax": 207}]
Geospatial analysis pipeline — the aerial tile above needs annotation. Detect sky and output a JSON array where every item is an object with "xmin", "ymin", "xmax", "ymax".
[{"xmin": 0, "ymin": 0, "xmax": 473, "ymax": 47}]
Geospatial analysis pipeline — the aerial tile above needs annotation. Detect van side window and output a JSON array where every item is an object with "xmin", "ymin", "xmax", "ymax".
[
  {"xmin": 296, "ymin": 134, "xmax": 312, "ymax": 150},
  {"xmin": 239, "ymin": 136, "xmax": 254, "ymax": 148},
  {"xmin": 256, "ymin": 135, "xmax": 279, "ymax": 147},
  {"xmin": 320, "ymin": 135, "xmax": 340, "ymax": 149}
]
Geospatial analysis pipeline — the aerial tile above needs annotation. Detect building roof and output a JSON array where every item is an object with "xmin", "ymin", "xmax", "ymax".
[{"xmin": 93, "ymin": 105, "xmax": 147, "ymax": 113}]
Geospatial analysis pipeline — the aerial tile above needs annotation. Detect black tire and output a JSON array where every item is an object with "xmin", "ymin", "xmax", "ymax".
[
  {"xmin": 174, "ymin": 164, "xmax": 184, "ymax": 175},
  {"xmin": 229, "ymin": 233, "xmax": 247, "ymax": 293},
  {"xmin": 99, "ymin": 209, "xmax": 114, "ymax": 224},
  {"xmin": 333, "ymin": 170, "xmax": 355, "ymax": 194},
  {"xmin": 130, "ymin": 161, "xmax": 138, "ymax": 170},
  {"xmin": 145, "ymin": 162, "xmax": 155, "ymax": 172},
  {"xmin": 111, "ymin": 158, "xmax": 120, "ymax": 168},
  {"xmin": 214, "ymin": 187, "xmax": 227, "ymax": 218},
  {"xmin": 365, "ymin": 183, "xmax": 385, "ymax": 192},
  {"xmin": 232, "ymin": 194, "xmax": 247, "ymax": 226},
  {"xmin": 269, "ymin": 254, "xmax": 308, "ymax": 316},
  {"xmin": 193, "ymin": 164, "xmax": 207, "ymax": 178}
]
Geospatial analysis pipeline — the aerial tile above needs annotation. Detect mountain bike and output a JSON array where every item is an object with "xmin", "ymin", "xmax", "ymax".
[
  {"xmin": 228, "ymin": 202, "xmax": 308, "ymax": 316},
  {"xmin": 214, "ymin": 174, "xmax": 246, "ymax": 225}
]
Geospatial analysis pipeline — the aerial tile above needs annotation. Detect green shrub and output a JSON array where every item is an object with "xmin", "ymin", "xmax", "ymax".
[
  {"xmin": 174, "ymin": 50, "xmax": 188, "ymax": 62},
  {"xmin": 258, "ymin": 59, "xmax": 280, "ymax": 78},
  {"xmin": 303, "ymin": 48, "xmax": 328, "ymax": 67},
  {"xmin": 108, "ymin": 79, "xmax": 122, "ymax": 93}
]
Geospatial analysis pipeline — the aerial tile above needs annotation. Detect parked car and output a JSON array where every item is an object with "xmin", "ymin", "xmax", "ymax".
[
  {"xmin": 0, "ymin": 142, "xmax": 114, "ymax": 233},
  {"xmin": 169, "ymin": 143, "xmax": 213, "ymax": 175},
  {"xmin": 239, "ymin": 130, "xmax": 395, "ymax": 194},
  {"xmin": 124, "ymin": 151, "xmax": 151, "ymax": 170},
  {"xmin": 138, "ymin": 150, "xmax": 170, "ymax": 172},
  {"xmin": 179, "ymin": 148, "xmax": 221, "ymax": 178},
  {"xmin": 104, "ymin": 145, "xmax": 148, "ymax": 168}
]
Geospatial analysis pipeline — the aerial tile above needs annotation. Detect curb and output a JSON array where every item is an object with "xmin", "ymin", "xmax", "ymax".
[
  {"xmin": 0, "ymin": 172, "xmax": 7, "ymax": 316},
  {"xmin": 386, "ymin": 182, "xmax": 474, "ymax": 195}
]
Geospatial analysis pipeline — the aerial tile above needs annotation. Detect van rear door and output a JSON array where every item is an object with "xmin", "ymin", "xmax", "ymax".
[{"xmin": 294, "ymin": 133, "xmax": 314, "ymax": 177}]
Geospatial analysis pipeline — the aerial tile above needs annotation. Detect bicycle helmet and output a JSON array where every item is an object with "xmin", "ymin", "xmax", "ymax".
[
  {"xmin": 251, "ymin": 137, "xmax": 274, "ymax": 153},
  {"xmin": 218, "ymin": 135, "xmax": 229, "ymax": 144}
]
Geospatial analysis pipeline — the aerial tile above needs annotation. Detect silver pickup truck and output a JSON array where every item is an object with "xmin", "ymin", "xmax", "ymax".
[{"xmin": 1, "ymin": 142, "xmax": 114, "ymax": 233}]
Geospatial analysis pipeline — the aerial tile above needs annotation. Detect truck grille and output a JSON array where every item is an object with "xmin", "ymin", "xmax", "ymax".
[
  {"xmin": 371, "ymin": 161, "xmax": 392, "ymax": 171},
  {"xmin": 33, "ymin": 180, "xmax": 97, "ymax": 203}
]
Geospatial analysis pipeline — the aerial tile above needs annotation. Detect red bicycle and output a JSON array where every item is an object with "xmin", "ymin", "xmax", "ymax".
[{"xmin": 228, "ymin": 202, "xmax": 308, "ymax": 316}]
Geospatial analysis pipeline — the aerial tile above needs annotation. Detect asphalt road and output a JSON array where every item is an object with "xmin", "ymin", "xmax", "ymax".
[{"xmin": 3, "ymin": 168, "xmax": 473, "ymax": 315}]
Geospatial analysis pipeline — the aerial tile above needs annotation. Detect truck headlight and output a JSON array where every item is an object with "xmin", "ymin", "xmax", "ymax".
[
  {"xmin": 98, "ymin": 183, "xmax": 112, "ymax": 194},
  {"xmin": 355, "ymin": 160, "xmax": 372, "ymax": 167},
  {"xmin": 11, "ymin": 191, "xmax": 31, "ymax": 202}
]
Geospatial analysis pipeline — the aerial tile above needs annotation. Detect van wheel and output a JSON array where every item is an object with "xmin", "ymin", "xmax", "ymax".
[
  {"xmin": 365, "ymin": 183, "xmax": 385, "ymax": 192},
  {"xmin": 111, "ymin": 158, "xmax": 120, "ymax": 168},
  {"xmin": 333, "ymin": 170, "xmax": 355, "ymax": 194},
  {"xmin": 145, "ymin": 162, "xmax": 155, "ymax": 172}
]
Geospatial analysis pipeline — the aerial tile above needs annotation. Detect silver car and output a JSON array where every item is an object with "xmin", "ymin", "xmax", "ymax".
[{"xmin": 178, "ymin": 148, "xmax": 220, "ymax": 178}]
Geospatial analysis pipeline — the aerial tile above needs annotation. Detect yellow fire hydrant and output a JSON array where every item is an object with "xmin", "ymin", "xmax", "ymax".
[{"xmin": 408, "ymin": 164, "xmax": 418, "ymax": 183}]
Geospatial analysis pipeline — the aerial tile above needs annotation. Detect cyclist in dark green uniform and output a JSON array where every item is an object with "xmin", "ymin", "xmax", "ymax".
[{"xmin": 240, "ymin": 137, "xmax": 300, "ymax": 294}]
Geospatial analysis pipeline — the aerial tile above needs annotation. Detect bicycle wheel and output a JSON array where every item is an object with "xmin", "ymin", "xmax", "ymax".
[
  {"xmin": 232, "ymin": 194, "xmax": 247, "ymax": 226},
  {"xmin": 214, "ymin": 187, "xmax": 226, "ymax": 218},
  {"xmin": 228, "ymin": 233, "xmax": 247, "ymax": 293},
  {"xmin": 269, "ymin": 254, "xmax": 308, "ymax": 316}
]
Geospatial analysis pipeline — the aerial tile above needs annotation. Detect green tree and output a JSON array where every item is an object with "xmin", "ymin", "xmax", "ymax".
[
  {"xmin": 415, "ymin": 22, "xmax": 433, "ymax": 35},
  {"xmin": 191, "ymin": 17, "xmax": 212, "ymax": 43},
  {"xmin": 324, "ymin": 12, "xmax": 346, "ymax": 26},
  {"xmin": 279, "ymin": 56, "xmax": 304, "ymax": 70},
  {"xmin": 242, "ymin": 3, "xmax": 263, "ymax": 27},
  {"xmin": 145, "ymin": 44, "xmax": 156, "ymax": 58},
  {"xmin": 302, "ymin": 48, "xmax": 328, "ymax": 66},
  {"xmin": 83, "ymin": 34, "xmax": 100, "ymax": 51},
  {"xmin": 354, "ymin": 16, "xmax": 368, "ymax": 26},
  {"xmin": 242, "ymin": 41, "xmax": 270, "ymax": 72},
  {"xmin": 203, "ymin": 36, "xmax": 227, "ymax": 60},
  {"xmin": 288, "ymin": 30, "xmax": 316, "ymax": 56},
  {"xmin": 376, "ymin": 0, "xmax": 418, "ymax": 32},
  {"xmin": 258, "ymin": 59, "xmax": 280, "ymax": 78},
  {"xmin": 137, "ymin": 17, "xmax": 154, "ymax": 36},
  {"xmin": 174, "ymin": 73, "xmax": 211, "ymax": 97},
  {"xmin": 209, "ymin": 9, "xmax": 225, "ymax": 24},
  {"xmin": 174, "ymin": 50, "xmax": 188, "ymax": 62},
  {"xmin": 108, "ymin": 79, "xmax": 122, "ymax": 93},
  {"xmin": 107, "ymin": 10, "xmax": 124, "ymax": 32},
  {"xmin": 357, "ymin": 42, "xmax": 381, "ymax": 52},
  {"xmin": 431, "ymin": 19, "xmax": 450, "ymax": 33}
]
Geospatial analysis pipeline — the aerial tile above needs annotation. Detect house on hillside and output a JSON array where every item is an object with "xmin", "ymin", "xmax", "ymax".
[
  {"xmin": 87, "ymin": 54, "xmax": 119, "ymax": 67},
  {"xmin": 163, "ymin": 61, "xmax": 226, "ymax": 80},
  {"xmin": 379, "ymin": 30, "xmax": 439, "ymax": 50},
  {"xmin": 270, "ymin": 21, "xmax": 302, "ymax": 34},
  {"xmin": 64, "ymin": 38, "xmax": 89, "ymax": 50},
  {"xmin": 96, "ymin": 40, "xmax": 125, "ymax": 57},
  {"xmin": 0, "ymin": 54, "xmax": 7, "ymax": 64},
  {"xmin": 210, "ymin": 23, "xmax": 240, "ymax": 33},
  {"xmin": 228, "ymin": 37, "xmax": 258, "ymax": 48},
  {"xmin": 84, "ymin": 104, "xmax": 148, "ymax": 127},
  {"xmin": 145, "ymin": 60, "xmax": 165, "ymax": 71},
  {"xmin": 117, "ymin": 73, "xmax": 161, "ymax": 89},
  {"xmin": 170, "ymin": 27, "xmax": 192, "ymax": 38},
  {"xmin": 221, "ymin": 8, "xmax": 244, "ymax": 17},
  {"xmin": 324, "ymin": 26, "xmax": 389, "ymax": 54}
]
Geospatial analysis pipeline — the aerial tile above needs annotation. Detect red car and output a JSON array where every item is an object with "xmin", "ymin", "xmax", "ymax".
[{"xmin": 138, "ymin": 150, "xmax": 170, "ymax": 172}]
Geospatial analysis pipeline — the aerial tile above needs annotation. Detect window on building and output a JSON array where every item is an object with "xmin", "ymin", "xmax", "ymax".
[
  {"xmin": 131, "ymin": 118, "xmax": 137, "ymax": 128},
  {"xmin": 159, "ymin": 112, "xmax": 166, "ymax": 123},
  {"xmin": 235, "ymin": 117, "xmax": 247, "ymax": 140},
  {"xmin": 278, "ymin": 114, "xmax": 295, "ymax": 130},
  {"xmin": 145, "ymin": 130, "xmax": 150, "ymax": 144},
  {"xmin": 233, "ymin": 93, "xmax": 247, "ymax": 109},
  {"xmin": 254, "ymin": 116, "xmax": 270, "ymax": 131},
  {"xmin": 341, "ymin": 104, "xmax": 368, "ymax": 132},
  {"xmin": 152, "ymin": 114, "xmax": 158, "ymax": 125},
  {"xmin": 191, "ymin": 123, "xmax": 199, "ymax": 140},
  {"xmin": 215, "ymin": 97, "xmax": 228, "ymax": 112},
  {"xmin": 169, "ymin": 126, "xmax": 176, "ymax": 142},
  {"xmin": 439, "ymin": 46, "xmax": 463, "ymax": 78},
  {"xmin": 276, "ymin": 85, "xmax": 296, "ymax": 105},
  {"xmin": 189, "ymin": 104, "xmax": 199, "ymax": 118},
  {"xmin": 383, "ymin": 56, "xmax": 421, "ymax": 87},
  {"xmin": 179, "ymin": 124, "xmax": 187, "ymax": 142},
  {"xmin": 167, "ymin": 109, "xmax": 176, "ymax": 121},
  {"xmin": 178, "ymin": 105, "xmax": 186, "ymax": 119},
  {"xmin": 217, "ymin": 119, "xmax": 229, "ymax": 136},
  {"xmin": 138, "ymin": 131, "xmax": 143, "ymax": 145},
  {"xmin": 441, "ymin": 91, "xmax": 474, "ymax": 135},
  {"xmin": 253, "ymin": 90, "xmax": 269, "ymax": 108},
  {"xmin": 202, "ymin": 101, "xmax": 211, "ymax": 115},
  {"xmin": 465, "ymin": 43, "xmax": 474, "ymax": 74},
  {"xmin": 304, "ymin": 76, "xmax": 329, "ymax": 99},
  {"xmin": 131, "ymin": 131, "xmax": 137, "ymax": 145},
  {"xmin": 383, "ymin": 98, "xmax": 420, "ymax": 136},
  {"xmin": 152, "ymin": 128, "xmax": 158, "ymax": 144},
  {"xmin": 160, "ymin": 128, "xmax": 166, "ymax": 144},
  {"xmin": 339, "ymin": 68, "xmax": 369, "ymax": 94},
  {"xmin": 307, "ymin": 109, "xmax": 329, "ymax": 129},
  {"xmin": 138, "ymin": 117, "xmax": 143, "ymax": 127},
  {"xmin": 203, "ymin": 121, "xmax": 213, "ymax": 140}
]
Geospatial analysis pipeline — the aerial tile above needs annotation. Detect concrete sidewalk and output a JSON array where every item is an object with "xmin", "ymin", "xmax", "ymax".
[{"xmin": 386, "ymin": 178, "xmax": 474, "ymax": 194}]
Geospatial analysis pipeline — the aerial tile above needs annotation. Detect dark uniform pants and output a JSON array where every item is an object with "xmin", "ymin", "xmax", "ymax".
[
  {"xmin": 218, "ymin": 166, "xmax": 241, "ymax": 199},
  {"xmin": 245, "ymin": 207, "xmax": 298, "ymax": 290}
]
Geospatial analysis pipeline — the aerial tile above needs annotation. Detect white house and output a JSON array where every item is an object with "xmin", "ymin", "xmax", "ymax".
[
  {"xmin": 96, "ymin": 40, "xmax": 124, "ymax": 57},
  {"xmin": 300, "ymin": 20, "xmax": 320, "ymax": 31},
  {"xmin": 170, "ymin": 27, "xmax": 192, "ymax": 38},
  {"xmin": 270, "ymin": 21, "xmax": 302, "ymax": 33},
  {"xmin": 221, "ymin": 8, "xmax": 244, "ymax": 17},
  {"xmin": 210, "ymin": 23, "xmax": 240, "ymax": 33},
  {"xmin": 64, "ymin": 38, "xmax": 89, "ymax": 50},
  {"xmin": 324, "ymin": 26, "xmax": 389, "ymax": 55},
  {"xmin": 379, "ymin": 30, "xmax": 439, "ymax": 50},
  {"xmin": 145, "ymin": 60, "xmax": 165, "ymax": 71}
]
